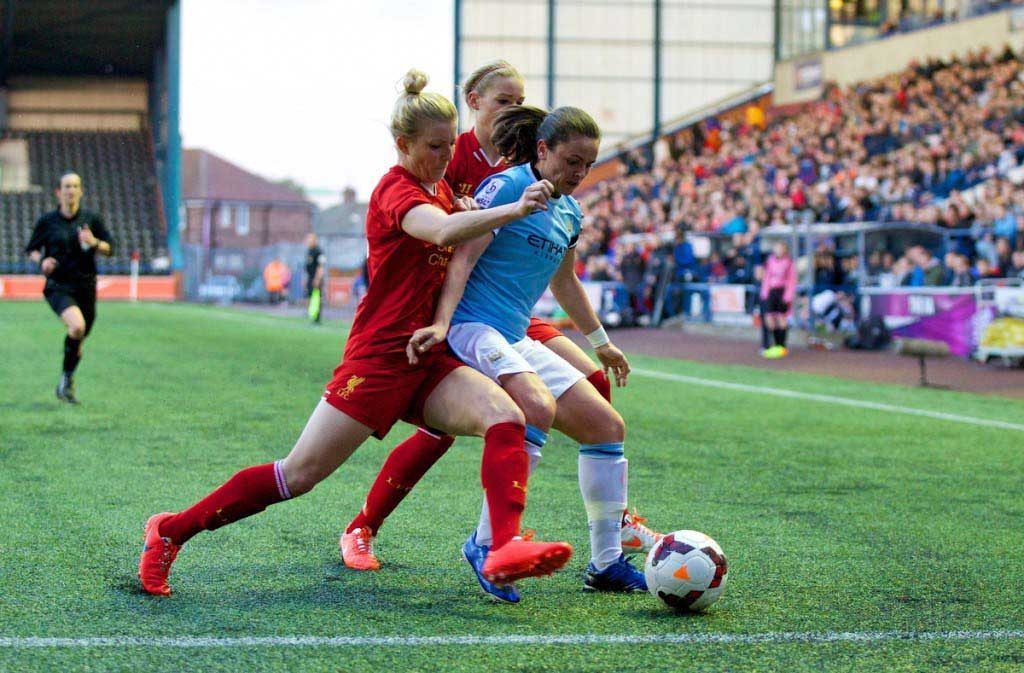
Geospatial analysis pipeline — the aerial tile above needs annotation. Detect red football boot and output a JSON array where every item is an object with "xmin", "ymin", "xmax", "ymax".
[{"xmin": 138, "ymin": 512, "xmax": 181, "ymax": 596}]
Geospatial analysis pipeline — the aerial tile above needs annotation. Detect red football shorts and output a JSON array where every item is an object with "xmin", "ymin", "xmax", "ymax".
[
  {"xmin": 526, "ymin": 317, "xmax": 565, "ymax": 344},
  {"xmin": 323, "ymin": 349, "xmax": 464, "ymax": 439}
]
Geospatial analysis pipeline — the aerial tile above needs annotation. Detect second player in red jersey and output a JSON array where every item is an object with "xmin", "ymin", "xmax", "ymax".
[
  {"xmin": 446, "ymin": 128, "xmax": 508, "ymax": 199},
  {"xmin": 441, "ymin": 63, "xmax": 608, "ymax": 393}
]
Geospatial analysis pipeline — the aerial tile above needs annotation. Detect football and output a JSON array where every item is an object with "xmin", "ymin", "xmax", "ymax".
[{"xmin": 644, "ymin": 530, "xmax": 728, "ymax": 612}]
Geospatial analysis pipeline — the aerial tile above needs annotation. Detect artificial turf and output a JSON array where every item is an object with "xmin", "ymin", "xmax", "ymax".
[{"xmin": 1, "ymin": 301, "xmax": 1021, "ymax": 672}]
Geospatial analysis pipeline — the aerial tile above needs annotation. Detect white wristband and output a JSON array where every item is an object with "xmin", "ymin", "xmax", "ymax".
[{"xmin": 586, "ymin": 326, "xmax": 610, "ymax": 348}]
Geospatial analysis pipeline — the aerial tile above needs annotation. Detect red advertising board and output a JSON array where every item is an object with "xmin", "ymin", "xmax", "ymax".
[{"xmin": 0, "ymin": 275, "xmax": 178, "ymax": 301}]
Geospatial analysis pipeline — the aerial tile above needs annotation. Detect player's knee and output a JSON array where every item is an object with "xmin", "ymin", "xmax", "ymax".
[
  {"xmin": 592, "ymin": 408, "xmax": 626, "ymax": 444},
  {"xmin": 67, "ymin": 324, "xmax": 86, "ymax": 340},
  {"xmin": 520, "ymin": 389, "xmax": 556, "ymax": 430},
  {"xmin": 283, "ymin": 472, "xmax": 317, "ymax": 497}
]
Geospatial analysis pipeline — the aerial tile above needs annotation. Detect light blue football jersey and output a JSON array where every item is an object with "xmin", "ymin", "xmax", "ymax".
[{"xmin": 450, "ymin": 163, "xmax": 582, "ymax": 342}]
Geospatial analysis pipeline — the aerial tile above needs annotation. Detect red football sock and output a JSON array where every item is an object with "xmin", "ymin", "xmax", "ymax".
[
  {"xmin": 481, "ymin": 422, "xmax": 528, "ymax": 549},
  {"xmin": 587, "ymin": 370, "xmax": 612, "ymax": 403},
  {"xmin": 158, "ymin": 461, "xmax": 290, "ymax": 545},
  {"xmin": 346, "ymin": 429, "xmax": 455, "ymax": 534}
]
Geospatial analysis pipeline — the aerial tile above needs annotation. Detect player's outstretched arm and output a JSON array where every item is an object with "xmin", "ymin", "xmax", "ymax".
[
  {"xmin": 407, "ymin": 234, "xmax": 491, "ymax": 365},
  {"xmin": 401, "ymin": 180, "xmax": 553, "ymax": 248},
  {"xmin": 549, "ymin": 250, "xmax": 630, "ymax": 387}
]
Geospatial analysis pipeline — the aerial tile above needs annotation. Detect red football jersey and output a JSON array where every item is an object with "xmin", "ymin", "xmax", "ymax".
[
  {"xmin": 444, "ymin": 129, "xmax": 507, "ymax": 198},
  {"xmin": 344, "ymin": 165, "xmax": 455, "ymax": 360}
]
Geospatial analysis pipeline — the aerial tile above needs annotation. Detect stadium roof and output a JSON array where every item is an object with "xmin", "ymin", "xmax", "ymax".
[{"xmin": 0, "ymin": 0, "xmax": 174, "ymax": 79}]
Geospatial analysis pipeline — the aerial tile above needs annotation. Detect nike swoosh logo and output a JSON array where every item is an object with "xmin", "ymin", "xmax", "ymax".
[{"xmin": 622, "ymin": 535, "xmax": 643, "ymax": 548}]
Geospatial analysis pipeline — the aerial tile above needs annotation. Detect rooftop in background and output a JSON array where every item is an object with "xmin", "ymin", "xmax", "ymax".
[
  {"xmin": 183, "ymin": 148, "xmax": 312, "ymax": 206},
  {"xmin": 315, "ymin": 187, "xmax": 367, "ymax": 237},
  {"xmin": 0, "ymin": 0, "xmax": 174, "ymax": 79}
]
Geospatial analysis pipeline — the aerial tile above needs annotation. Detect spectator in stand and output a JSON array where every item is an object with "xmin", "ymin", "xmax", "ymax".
[
  {"xmin": 640, "ymin": 242, "xmax": 674, "ymax": 322},
  {"xmin": 745, "ymin": 104, "xmax": 766, "ymax": 130},
  {"xmin": 976, "ymin": 231, "xmax": 999, "ymax": 268},
  {"xmin": 907, "ymin": 246, "xmax": 945, "ymax": 286},
  {"xmin": 995, "ymin": 237, "xmax": 1013, "ymax": 274},
  {"xmin": 619, "ymin": 243, "xmax": 647, "ymax": 321},
  {"xmin": 672, "ymin": 231, "xmax": 697, "ymax": 282},
  {"xmin": 1009, "ymin": 250, "xmax": 1024, "ymax": 279},
  {"xmin": 867, "ymin": 250, "xmax": 884, "ymax": 276},
  {"xmin": 731, "ymin": 232, "xmax": 763, "ymax": 269},
  {"xmin": 993, "ymin": 205, "xmax": 1017, "ymax": 241},
  {"xmin": 703, "ymin": 251, "xmax": 727, "ymax": 283},
  {"xmin": 884, "ymin": 255, "xmax": 911, "ymax": 287},
  {"xmin": 813, "ymin": 245, "xmax": 838, "ymax": 288},
  {"xmin": 974, "ymin": 257, "xmax": 1000, "ymax": 280},
  {"xmin": 948, "ymin": 254, "xmax": 974, "ymax": 286},
  {"xmin": 572, "ymin": 48, "xmax": 1024, "ymax": 285},
  {"xmin": 727, "ymin": 252, "xmax": 754, "ymax": 285},
  {"xmin": 585, "ymin": 255, "xmax": 615, "ymax": 282},
  {"xmin": 840, "ymin": 254, "xmax": 861, "ymax": 289},
  {"xmin": 760, "ymin": 240, "xmax": 797, "ymax": 359},
  {"xmin": 942, "ymin": 251, "xmax": 960, "ymax": 283}
]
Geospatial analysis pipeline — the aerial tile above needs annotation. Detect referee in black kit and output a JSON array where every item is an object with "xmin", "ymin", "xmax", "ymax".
[{"xmin": 24, "ymin": 172, "xmax": 114, "ymax": 404}]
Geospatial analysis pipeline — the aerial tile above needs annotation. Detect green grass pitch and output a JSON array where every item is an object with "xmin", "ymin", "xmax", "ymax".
[{"xmin": 1, "ymin": 301, "xmax": 1022, "ymax": 672}]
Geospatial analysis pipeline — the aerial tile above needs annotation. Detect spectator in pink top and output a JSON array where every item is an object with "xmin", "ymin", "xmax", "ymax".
[{"xmin": 760, "ymin": 241, "xmax": 797, "ymax": 358}]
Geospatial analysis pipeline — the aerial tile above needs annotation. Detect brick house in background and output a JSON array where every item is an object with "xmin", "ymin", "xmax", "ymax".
[
  {"xmin": 182, "ymin": 149, "xmax": 316, "ymax": 297},
  {"xmin": 182, "ymin": 148, "xmax": 314, "ymax": 249}
]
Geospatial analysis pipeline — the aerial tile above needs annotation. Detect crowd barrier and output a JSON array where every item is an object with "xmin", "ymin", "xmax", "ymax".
[
  {"xmin": 863, "ymin": 282, "xmax": 1024, "ymax": 360},
  {"xmin": 651, "ymin": 279, "xmax": 1024, "ymax": 361}
]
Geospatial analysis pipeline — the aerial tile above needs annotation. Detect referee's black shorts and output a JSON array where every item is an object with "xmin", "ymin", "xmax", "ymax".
[
  {"xmin": 764, "ymin": 287, "xmax": 789, "ymax": 314},
  {"xmin": 44, "ymin": 280, "xmax": 97, "ymax": 332}
]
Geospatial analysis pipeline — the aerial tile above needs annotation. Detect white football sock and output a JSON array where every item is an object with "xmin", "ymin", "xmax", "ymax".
[{"xmin": 578, "ymin": 450, "xmax": 628, "ymax": 571}]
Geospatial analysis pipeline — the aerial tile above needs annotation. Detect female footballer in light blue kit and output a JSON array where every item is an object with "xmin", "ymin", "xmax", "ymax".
[{"xmin": 408, "ymin": 105, "xmax": 647, "ymax": 597}]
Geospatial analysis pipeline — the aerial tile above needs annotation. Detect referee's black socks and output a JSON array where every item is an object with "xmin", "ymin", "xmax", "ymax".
[{"xmin": 63, "ymin": 336, "xmax": 82, "ymax": 375}]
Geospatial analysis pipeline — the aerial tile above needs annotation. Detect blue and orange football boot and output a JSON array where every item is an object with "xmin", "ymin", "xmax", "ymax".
[{"xmin": 462, "ymin": 532, "xmax": 521, "ymax": 604}]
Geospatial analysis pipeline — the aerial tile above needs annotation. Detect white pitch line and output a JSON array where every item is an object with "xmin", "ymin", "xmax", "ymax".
[
  {"xmin": 632, "ymin": 368, "xmax": 1024, "ymax": 432},
  {"xmin": 1, "ymin": 630, "xmax": 1022, "ymax": 648}
]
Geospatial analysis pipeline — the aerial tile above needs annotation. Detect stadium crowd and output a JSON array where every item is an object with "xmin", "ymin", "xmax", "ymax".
[{"xmin": 573, "ymin": 46, "xmax": 1024, "ymax": 319}]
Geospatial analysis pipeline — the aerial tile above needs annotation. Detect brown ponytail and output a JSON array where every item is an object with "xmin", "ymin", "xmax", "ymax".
[{"xmin": 492, "ymin": 105, "xmax": 601, "ymax": 165}]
